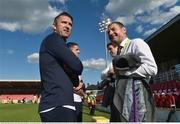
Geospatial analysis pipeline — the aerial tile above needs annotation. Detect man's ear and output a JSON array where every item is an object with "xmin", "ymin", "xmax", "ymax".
[
  {"xmin": 122, "ymin": 27, "xmax": 126, "ymax": 33},
  {"xmin": 52, "ymin": 24, "xmax": 56, "ymax": 30}
]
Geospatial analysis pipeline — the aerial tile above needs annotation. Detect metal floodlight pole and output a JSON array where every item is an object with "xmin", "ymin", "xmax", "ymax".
[
  {"xmin": 104, "ymin": 31, "xmax": 108, "ymax": 68},
  {"xmin": 99, "ymin": 18, "xmax": 111, "ymax": 68}
]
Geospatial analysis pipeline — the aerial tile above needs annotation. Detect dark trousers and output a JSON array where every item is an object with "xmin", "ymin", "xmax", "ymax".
[
  {"xmin": 89, "ymin": 105, "xmax": 96, "ymax": 115},
  {"xmin": 110, "ymin": 103, "xmax": 121, "ymax": 122},
  {"xmin": 39, "ymin": 106, "xmax": 77, "ymax": 122},
  {"xmin": 74, "ymin": 102, "xmax": 82, "ymax": 122}
]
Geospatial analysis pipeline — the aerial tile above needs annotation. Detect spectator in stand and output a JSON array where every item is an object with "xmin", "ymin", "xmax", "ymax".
[
  {"xmin": 67, "ymin": 42, "xmax": 87, "ymax": 122},
  {"xmin": 22, "ymin": 97, "xmax": 26, "ymax": 103},
  {"xmin": 154, "ymin": 93, "xmax": 161, "ymax": 107},
  {"xmin": 166, "ymin": 92, "xmax": 176, "ymax": 109},
  {"xmin": 160, "ymin": 92, "xmax": 166, "ymax": 108},
  {"xmin": 173, "ymin": 88, "xmax": 180, "ymax": 107}
]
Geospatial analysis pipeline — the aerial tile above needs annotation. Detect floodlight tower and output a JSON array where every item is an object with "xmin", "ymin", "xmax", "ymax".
[{"xmin": 99, "ymin": 18, "xmax": 111, "ymax": 67}]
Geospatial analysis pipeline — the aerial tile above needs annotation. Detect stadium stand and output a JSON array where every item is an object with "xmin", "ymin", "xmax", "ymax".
[{"xmin": 0, "ymin": 80, "xmax": 41, "ymax": 104}]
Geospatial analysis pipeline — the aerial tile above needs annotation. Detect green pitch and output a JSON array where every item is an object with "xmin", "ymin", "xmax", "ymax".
[
  {"xmin": 0, "ymin": 104, "xmax": 109, "ymax": 122},
  {"xmin": 0, "ymin": 104, "xmax": 40, "ymax": 122}
]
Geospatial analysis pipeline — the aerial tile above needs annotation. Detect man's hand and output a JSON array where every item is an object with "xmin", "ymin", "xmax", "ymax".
[
  {"xmin": 107, "ymin": 68, "xmax": 115, "ymax": 77},
  {"xmin": 73, "ymin": 81, "xmax": 83, "ymax": 91}
]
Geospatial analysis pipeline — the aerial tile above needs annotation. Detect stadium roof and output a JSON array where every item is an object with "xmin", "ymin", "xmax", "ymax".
[
  {"xmin": 0, "ymin": 80, "xmax": 40, "ymax": 88},
  {"xmin": 0, "ymin": 80, "xmax": 40, "ymax": 82},
  {"xmin": 86, "ymin": 84, "xmax": 98, "ymax": 90},
  {"xmin": 146, "ymin": 14, "xmax": 180, "ymax": 64}
]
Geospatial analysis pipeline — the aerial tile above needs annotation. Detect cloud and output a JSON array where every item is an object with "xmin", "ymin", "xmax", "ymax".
[
  {"xmin": 115, "ymin": 16, "xmax": 135, "ymax": 25},
  {"xmin": 143, "ymin": 28, "xmax": 157, "ymax": 36},
  {"xmin": 139, "ymin": 5, "xmax": 180, "ymax": 25},
  {"xmin": 82, "ymin": 58, "xmax": 106, "ymax": 70},
  {"xmin": 48, "ymin": 0, "xmax": 68, "ymax": 5},
  {"xmin": 0, "ymin": 22, "xmax": 20, "ymax": 32},
  {"xmin": 105, "ymin": 0, "xmax": 150, "ymax": 18},
  {"xmin": 27, "ymin": 53, "xmax": 39, "ymax": 63},
  {"xmin": 0, "ymin": 0, "xmax": 60, "ymax": 33},
  {"xmin": 136, "ymin": 25, "xmax": 143, "ymax": 33},
  {"xmin": 26, "ymin": 52, "xmax": 106, "ymax": 71},
  {"xmin": 105, "ymin": 0, "xmax": 179, "ymax": 25},
  {"xmin": 57, "ymin": 0, "xmax": 66, "ymax": 5},
  {"xmin": 105, "ymin": 0, "xmax": 179, "ymax": 37},
  {"xmin": 148, "ymin": 0, "xmax": 177, "ymax": 10}
]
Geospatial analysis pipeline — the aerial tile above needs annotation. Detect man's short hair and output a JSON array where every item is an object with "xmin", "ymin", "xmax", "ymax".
[
  {"xmin": 53, "ymin": 11, "xmax": 73, "ymax": 25},
  {"xmin": 107, "ymin": 41, "xmax": 118, "ymax": 48},
  {"xmin": 108, "ymin": 21, "xmax": 125, "ymax": 28},
  {"xmin": 67, "ymin": 42, "xmax": 78, "ymax": 48}
]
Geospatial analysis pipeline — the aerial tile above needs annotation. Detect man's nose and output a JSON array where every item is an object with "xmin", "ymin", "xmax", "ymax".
[
  {"xmin": 66, "ymin": 24, "xmax": 72, "ymax": 29},
  {"xmin": 65, "ymin": 25, "xmax": 70, "ymax": 30},
  {"xmin": 108, "ymin": 30, "xmax": 113, "ymax": 35}
]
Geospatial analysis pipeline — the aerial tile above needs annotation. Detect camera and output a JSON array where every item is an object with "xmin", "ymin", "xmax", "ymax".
[{"xmin": 98, "ymin": 77, "xmax": 115, "ymax": 90}]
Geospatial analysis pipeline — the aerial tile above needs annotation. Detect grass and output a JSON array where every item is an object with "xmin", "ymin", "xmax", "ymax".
[
  {"xmin": 0, "ymin": 104, "xmax": 40, "ymax": 122},
  {"xmin": 83, "ymin": 105, "xmax": 110, "ymax": 122},
  {"xmin": 0, "ymin": 104, "xmax": 110, "ymax": 122}
]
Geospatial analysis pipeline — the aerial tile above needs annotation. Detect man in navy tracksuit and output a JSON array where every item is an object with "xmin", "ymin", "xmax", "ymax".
[{"xmin": 38, "ymin": 12, "xmax": 83, "ymax": 122}]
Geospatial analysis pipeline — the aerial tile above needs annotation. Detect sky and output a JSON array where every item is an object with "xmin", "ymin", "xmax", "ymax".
[{"xmin": 0, "ymin": 0, "xmax": 180, "ymax": 85}]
